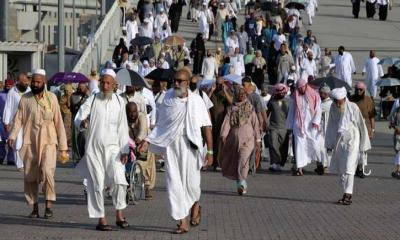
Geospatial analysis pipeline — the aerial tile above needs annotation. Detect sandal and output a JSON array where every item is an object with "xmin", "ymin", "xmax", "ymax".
[
  {"xmin": 116, "ymin": 219, "xmax": 129, "ymax": 229},
  {"xmin": 96, "ymin": 224, "xmax": 112, "ymax": 231},
  {"xmin": 28, "ymin": 210, "xmax": 39, "ymax": 218},
  {"xmin": 190, "ymin": 206, "xmax": 201, "ymax": 227},
  {"xmin": 174, "ymin": 221, "xmax": 188, "ymax": 234},
  {"xmin": 338, "ymin": 194, "xmax": 352, "ymax": 205},
  {"xmin": 44, "ymin": 208, "xmax": 53, "ymax": 219}
]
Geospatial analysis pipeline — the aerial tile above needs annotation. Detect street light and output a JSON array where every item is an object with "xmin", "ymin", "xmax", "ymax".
[{"xmin": 58, "ymin": 0, "xmax": 65, "ymax": 72}]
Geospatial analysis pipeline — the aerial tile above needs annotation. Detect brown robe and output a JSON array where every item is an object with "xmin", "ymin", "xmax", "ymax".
[
  {"xmin": 9, "ymin": 91, "xmax": 68, "ymax": 204},
  {"xmin": 220, "ymin": 105, "xmax": 261, "ymax": 181}
]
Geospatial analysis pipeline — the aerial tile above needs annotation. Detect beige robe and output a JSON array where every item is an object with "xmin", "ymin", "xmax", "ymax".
[
  {"xmin": 9, "ymin": 91, "xmax": 68, "ymax": 204},
  {"xmin": 129, "ymin": 112, "xmax": 156, "ymax": 189}
]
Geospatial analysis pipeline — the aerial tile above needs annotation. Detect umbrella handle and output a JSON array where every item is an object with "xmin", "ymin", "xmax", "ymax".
[{"xmin": 362, "ymin": 165, "xmax": 372, "ymax": 176}]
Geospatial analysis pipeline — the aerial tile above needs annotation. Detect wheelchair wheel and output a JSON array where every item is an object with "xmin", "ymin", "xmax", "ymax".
[{"xmin": 129, "ymin": 162, "xmax": 145, "ymax": 205}]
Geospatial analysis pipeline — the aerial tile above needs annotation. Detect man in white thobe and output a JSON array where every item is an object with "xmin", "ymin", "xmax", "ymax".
[
  {"xmin": 198, "ymin": 4, "xmax": 210, "ymax": 40},
  {"xmin": 75, "ymin": 69, "xmax": 130, "ymax": 231},
  {"xmin": 139, "ymin": 19, "xmax": 154, "ymax": 39},
  {"xmin": 3, "ymin": 73, "xmax": 31, "ymax": 171},
  {"xmin": 362, "ymin": 50, "xmax": 384, "ymax": 98},
  {"xmin": 286, "ymin": 79, "xmax": 321, "ymax": 175},
  {"xmin": 154, "ymin": 9, "xmax": 169, "ymax": 38},
  {"xmin": 300, "ymin": 51, "xmax": 317, "ymax": 80},
  {"xmin": 230, "ymin": 47, "xmax": 245, "ymax": 76},
  {"xmin": 306, "ymin": 0, "xmax": 318, "ymax": 25},
  {"xmin": 126, "ymin": 17, "xmax": 139, "ymax": 48},
  {"xmin": 315, "ymin": 85, "xmax": 333, "ymax": 175},
  {"xmin": 331, "ymin": 46, "xmax": 356, "ymax": 87},
  {"xmin": 325, "ymin": 87, "xmax": 371, "ymax": 205},
  {"xmin": 139, "ymin": 69, "xmax": 213, "ymax": 233},
  {"xmin": 201, "ymin": 50, "xmax": 218, "ymax": 80}
]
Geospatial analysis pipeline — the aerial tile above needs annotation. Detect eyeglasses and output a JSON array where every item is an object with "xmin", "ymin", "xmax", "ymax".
[{"xmin": 174, "ymin": 78, "xmax": 188, "ymax": 84}]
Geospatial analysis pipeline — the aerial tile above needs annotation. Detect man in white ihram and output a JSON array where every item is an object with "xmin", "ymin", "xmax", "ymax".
[
  {"xmin": 325, "ymin": 87, "xmax": 371, "ymax": 205},
  {"xmin": 74, "ymin": 69, "xmax": 130, "ymax": 231},
  {"xmin": 139, "ymin": 69, "xmax": 213, "ymax": 234},
  {"xmin": 3, "ymin": 73, "xmax": 31, "ymax": 171},
  {"xmin": 330, "ymin": 46, "xmax": 356, "ymax": 87}
]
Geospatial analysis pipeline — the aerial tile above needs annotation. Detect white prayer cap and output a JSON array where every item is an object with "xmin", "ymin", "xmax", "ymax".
[
  {"xmin": 143, "ymin": 60, "xmax": 149, "ymax": 66},
  {"xmin": 111, "ymin": 63, "xmax": 117, "ymax": 69},
  {"xmin": 160, "ymin": 7, "xmax": 164, "ymax": 12},
  {"xmin": 101, "ymin": 68, "xmax": 116, "ymax": 79},
  {"xmin": 32, "ymin": 68, "xmax": 46, "ymax": 76},
  {"xmin": 330, "ymin": 87, "xmax": 347, "ymax": 100},
  {"xmin": 290, "ymin": 65, "xmax": 296, "ymax": 71}
]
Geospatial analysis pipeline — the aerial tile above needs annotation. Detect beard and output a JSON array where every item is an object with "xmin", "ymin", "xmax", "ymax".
[
  {"xmin": 31, "ymin": 85, "xmax": 45, "ymax": 95},
  {"xmin": 174, "ymin": 87, "xmax": 187, "ymax": 98},
  {"xmin": 102, "ymin": 91, "xmax": 113, "ymax": 100},
  {"xmin": 17, "ymin": 84, "xmax": 28, "ymax": 93},
  {"xmin": 338, "ymin": 104, "xmax": 345, "ymax": 114}
]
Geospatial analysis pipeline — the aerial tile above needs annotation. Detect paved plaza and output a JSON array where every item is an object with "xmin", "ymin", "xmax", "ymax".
[{"xmin": 0, "ymin": 0, "xmax": 400, "ymax": 239}]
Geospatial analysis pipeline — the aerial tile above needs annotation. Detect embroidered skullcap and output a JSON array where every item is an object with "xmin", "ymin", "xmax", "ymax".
[
  {"xmin": 32, "ymin": 68, "xmax": 46, "ymax": 76},
  {"xmin": 101, "ymin": 68, "xmax": 116, "ymax": 79},
  {"xmin": 330, "ymin": 87, "xmax": 347, "ymax": 100},
  {"xmin": 355, "ymin": 81, "xmax": 366, "ymax": 90}
]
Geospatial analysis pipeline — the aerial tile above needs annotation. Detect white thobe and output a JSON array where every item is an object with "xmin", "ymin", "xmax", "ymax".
[
  {"xmin": 286, "ymin": 95, "xmax": 322, "ymax": 168},
  {"xmin": 126, "ymin": 19, "xmax": 139, "ymax": 47},
  {"xmin": 139, "ymin": 66, "xmax": 152, "ymax": 78},
  {"xmin": 146, "ymin": 90, "xmax": 211, "ymax": 220},
  {"xmin": 3, "ymin": 86, "xmax": 31, "ymax": 169},
  {"xmin": 273, "ymin": 34, "xmax": 286, "ymax": 51},
  {"xmin": 139, "ymin": 24, "xmax": 154, "ymax": 39},
  {"xmin": 198, "ymin": 10, "xmax": 209, "ymax": 39},
  {"xmin": 226, "ymin": 37, "xmax": 239, "ymax": 56},
  {"xmin": 75, "ymin": 93, "xmax": 130, "ymax": 218},
  {"xmin": 300, "ymin": 58, "xmax": 317, "ymax": 80},
  {"xmin": 141, "ymin": 88, "xmax": 157, "ymax": 127},
  {"xmin": 154, "ymin": 14, "xmax": 169, "ymax": 37},
  {"xmin": 362, "ymin": 57, "xmax": 384, "ymax": 98},
  {"xmin": 201, "ymin": 57, "xmax": 218, "ymax": 80},
  {"xmin": 160, "ymin": 61, "xmax": 170, "ymax": 69},
  {"xmin": 306, "ymin": 0, "xmax": 318, "ymax": 17},
  {"xmin": 331, "ymin": 52, "xmax": 356, "ymax": 87},
  {"xmin": 230, "ymin": 54, "xmax": 245, "ymax": 76},
  {"xmin": 316, "ymin": 98, "xmax": 333, "ymax": 167}
]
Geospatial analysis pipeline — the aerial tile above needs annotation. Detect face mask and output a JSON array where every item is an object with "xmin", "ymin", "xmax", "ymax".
[{"xmin": 31, "ymin": 85, "xmax": 45, "ymax": 95}]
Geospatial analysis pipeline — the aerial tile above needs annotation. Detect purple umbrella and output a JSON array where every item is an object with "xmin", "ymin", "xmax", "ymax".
[{"xmin": 48, "ymin": 72, "xmax": 89, "ymax": 85}]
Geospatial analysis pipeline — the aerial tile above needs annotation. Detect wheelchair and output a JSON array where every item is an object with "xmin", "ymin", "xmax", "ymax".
[{"xmin": 125, "ymin": 146, "xmax": 145, "ymax": 205}]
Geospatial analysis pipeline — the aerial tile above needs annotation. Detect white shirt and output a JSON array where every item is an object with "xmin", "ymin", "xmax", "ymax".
[
  {"xmin": 201, "ymin": 56, "xmax": 218, "ymax": 80},
  {"xmin": 273, "ymin": 33, "xmax": 286, "ymax": 51},
  {"xmin": 300, "ymin": 58, "xmax": 317, "ymax": 79},
  {"xmin": 230, "ymin": 54, "xmax": 245, "ymax": 76}
]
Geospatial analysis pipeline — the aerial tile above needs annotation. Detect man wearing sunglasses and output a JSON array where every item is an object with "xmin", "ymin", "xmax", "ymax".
[
  {"xmin": 349, "ymin": 81, "xmax": 376, "ymax": 178},
  {"xmin": 138, "ymin": 68, "xmax": 213, "ymax": 234}
]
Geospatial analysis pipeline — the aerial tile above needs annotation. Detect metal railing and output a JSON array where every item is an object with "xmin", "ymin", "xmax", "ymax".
[{"xmin": 72, "ymin": 1, "xmax": 121, "ymax": 75}]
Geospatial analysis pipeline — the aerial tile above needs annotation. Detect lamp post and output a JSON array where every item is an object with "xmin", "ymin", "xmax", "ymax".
[{"xmin": 58, "ymin": 0, "xmax": 65, "ymax": 72}]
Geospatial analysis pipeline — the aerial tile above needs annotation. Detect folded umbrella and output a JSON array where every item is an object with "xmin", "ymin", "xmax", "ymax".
[
  {"xmin": 375, "ymin": 77, "xmax": 400, "ymax": 87},
  {"xmin": 114, "ymin": 68, "xmax": 150, "ymax": 88},
  {"xmin": 130, "ymin": 36, "xmax": 154, "ymax": 46},
  {"xmin": 48, "ymin": 72, "xmax": 89, "ymax": 85},
  {"xmin": 309, "ymin": 76, "xmax": 352, "ymax": 91},
  {"xmin": 145, "ymin": 68, "xmax": 175, "ymax": 83}
]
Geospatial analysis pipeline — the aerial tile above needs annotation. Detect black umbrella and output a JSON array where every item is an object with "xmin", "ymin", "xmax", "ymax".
[
  {"xmin": 309, "ymin": 76, "xmax": 352, "ymax": 91},
  {"xmin": 285, "ymin": 2, "xmax": 306, "ymax": 10},
  {"xmin": 130, "ymin": 36, "xmax": 154, "ymax": 46},
  {"xmin": 114, "ymin": 68, "xmax": 150, "ymax": 88},
  {"xmin": 145, "ymin": 68, "xmax": 175, "ymax": 83}
]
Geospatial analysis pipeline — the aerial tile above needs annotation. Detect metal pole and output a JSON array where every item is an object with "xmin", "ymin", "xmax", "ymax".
[
  {"xmin": 72, "ymin": 0, "xmax": 76, "ymax": 50},
  {"xmin": 38, "ymin": 0, "xmax": 42, "ymax": 42},
  {"xmin": 101, "ymin": 0, "xmax": 106, "ymax": 16},
  {"xmin": 0, "ymin": 1, "xmax": 8, "ymax": 41},
  {"xmin": 58, "ymin": 0, "xmax": 65, "ymax": 72}
]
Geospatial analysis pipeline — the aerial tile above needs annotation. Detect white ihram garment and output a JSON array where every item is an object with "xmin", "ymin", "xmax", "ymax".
[
  {"xmin": 306, "ymin": 0, "xmax": 318, "ymax": 24},
  {"xmin": 146, "ymin": 90, "xmax": 211, "ymax": 220},
  {"xmin": 286, "ymin": 95, "xmax": 322, "ymax": 169},
  {"xmin": 75, "ymin": 93, "xmax": 130, "ymax": 218},
  {"xmin": 198, "ymin": 10, "xmax": 209, "ymax": 39},
  {"xmin": 3, "ymin": 86, "xmax": 31, "ymax": 169}
]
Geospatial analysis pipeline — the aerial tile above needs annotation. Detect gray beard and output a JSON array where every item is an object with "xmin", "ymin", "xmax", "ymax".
[
  {"xmin": 174, "ymin": 87, "xmax": 187, "ymax": 98},
  {"xmin": 102, "ymin": 91, "xmax": 113, "ymax": 100}
]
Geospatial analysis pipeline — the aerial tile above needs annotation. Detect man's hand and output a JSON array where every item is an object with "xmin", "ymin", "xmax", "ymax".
[
  {"xmin": 120, "ymin": 153, "xmax": 129, "ymax": 165},
  {"xmin": 312, "ymin": 123, "xmax": 320, "ymax": 131},
  {"xmin": 4, "ymin": 124, "xmax": 9, "ymax": 133},
  {"xmin": 138, "ymin": 141, "xmax": 149, "ymax": 153},
  {"xmin": 369, "ymin": 131, "xmax": 375, "ymax": 139},
  {"xmin": 7, "ymin": 139, "xmax": 14, "ymax": 149},
  {"xmin": 205, "ymin": 152, "xmax": 213, "ymax": 167}
]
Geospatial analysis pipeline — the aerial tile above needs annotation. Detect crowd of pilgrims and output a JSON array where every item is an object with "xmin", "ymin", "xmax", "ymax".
[{"xmin": 1, "ymin": 0, "xmax": 400, "ymax": 230}]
